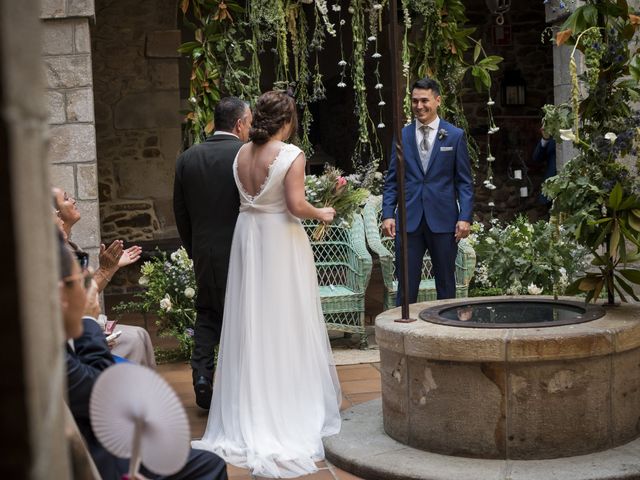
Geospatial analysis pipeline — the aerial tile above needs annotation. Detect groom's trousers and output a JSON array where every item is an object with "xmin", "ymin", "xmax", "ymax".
[{"xmin": 191, "ymin": 252, "xmax": 227, "ymax": 384}]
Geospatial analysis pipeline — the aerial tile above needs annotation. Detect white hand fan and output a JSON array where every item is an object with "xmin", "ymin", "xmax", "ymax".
[{"xmin": 90, "ymin": 363, "xmax": 190, "ymax": 478}]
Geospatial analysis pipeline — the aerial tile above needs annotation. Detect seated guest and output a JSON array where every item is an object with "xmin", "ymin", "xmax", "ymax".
[
  {"xmin": 54, "ymin": 187, "xmax": 156, "ymax": 368},
  {"xmin": 58, "ymin": 232, "xmax": 227, "ymax": 480}
]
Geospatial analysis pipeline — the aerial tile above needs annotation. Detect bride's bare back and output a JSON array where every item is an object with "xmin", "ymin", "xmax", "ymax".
[{"xmin": 235, "ymin": 140, "xmax": 289, "ymax": 198}]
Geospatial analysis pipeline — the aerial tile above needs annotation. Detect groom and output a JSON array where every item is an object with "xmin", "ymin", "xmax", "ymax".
[
  {"xmin": 382, "ymin": 77, "xmax": 473, "ymax": 302},
  {"xmin": 173, "ymin": 96, "xmax": 252, "ymax": 408}
]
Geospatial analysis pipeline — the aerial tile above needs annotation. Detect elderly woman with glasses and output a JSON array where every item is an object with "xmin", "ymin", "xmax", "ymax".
[{"xmin": 53, "ymin": 187, "xmax": 156, "ymax": 368}]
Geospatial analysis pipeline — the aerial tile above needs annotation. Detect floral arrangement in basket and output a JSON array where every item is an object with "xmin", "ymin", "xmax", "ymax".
[
  {"xmin": 114, "ymin": 247, "xmax": 196, "ymax": 358},
  {"xmin": 305, "ymin": 166, "xmax": 370, "ymax": 241}
]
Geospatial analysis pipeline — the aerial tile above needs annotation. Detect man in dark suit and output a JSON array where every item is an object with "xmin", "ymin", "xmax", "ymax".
[
  {"xmin": 173, "ymin": 97, "xmax": 252, "ymax": 408},
  {"xmin": 531, "ymin": 126, "xmax": 557, "ymax": 205},
  {"xmin": 382, "ymin": 77, "xmax": 473, "ymax": 302}
]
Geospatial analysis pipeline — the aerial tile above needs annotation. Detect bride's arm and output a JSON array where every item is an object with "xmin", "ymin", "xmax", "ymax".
[{"xmin": 284, "ymin": 153, "xmax": 335, "ymax": 222}]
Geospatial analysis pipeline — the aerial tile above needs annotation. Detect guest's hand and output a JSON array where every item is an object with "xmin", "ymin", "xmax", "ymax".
[
  {"xmin": 317, "ymin": 207, "xmax": 336, "ymax": 223},
  {"xmin": 455, "ymin": 221, "xmax": 471, "ymax": 242},
  {"xmin": 382, "ymin": 218, "xmax": 396, "ymax": 238},
  {"xmin": 107, "ymin": 337, "xmax": 117, "ymax": 350},
  {"xmin": 118, "ymin": 245, "xmax": 142, "ymax": 268},
  {"xmin": 99, "ymin": 240, "xmax": 123, "ymax": 272},
  {"xmin": 84, "ymin": 279, "xmax": 101, "ymax": 319}
]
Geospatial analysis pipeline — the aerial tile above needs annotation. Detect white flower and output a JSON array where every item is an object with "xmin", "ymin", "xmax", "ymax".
[
  {"xmin": 372, "ymin": 52, "xmax": 382, "ymax": 59},
  {"xmin": 487, "ymin": 98, "xmax": 495, "ymax": 106},
  {"xmin": 170, "ymin": 251, "xmax": 179, "ymax": 262},
  {"xmin": 378, "ymin": 100, "xmax": 386, "ymax": 106},
  {"xmin": 488, "ymin": 201, "xmax": 495, "ymax": 207},
  {"xmin": 189, "ymin": 96, "xmax": 197, "ymax": 104},
  {"xmin": 485, "ymin": 183, "xmax": 496, "ymax": 190},
  {"xmin": 488, "ymin": 126, "xmax": 500, "ymax": 134},
  {"xmin": 348, "ymin": 6, "xmax": 354, "ymax": 13},
  {"xmin": 337, "ymin": 81, "xmax": 347, "ymax": 88},
  {"xmin": 332, "ymin": 4, "xmax": 341, "ymax": 11},
  {"xmin": 340, "ymin": 19, "xmax": 345, "ymax": 25},
  {"xmin": 486, "ymin": 155, "xmax": 495, "ymax": 162},
  {"xmin": 485, "ymin": 237, "xmax": 495, "ymax": 245},
  {"xmin": 604, "ymin": 132, "xmax": 617, "ymax": 143},
  {"xmin": 377, "ymin": 122, "xmax": 385, "ymax": 129},
  {"xmin": 367, "ymin": 35, "xmax": 377, "ymax": 42},
  {"xmin": 159, "ymin": 294, "xmax": 172, "ymax": 312},
  {"xmin": 338, "ymin": 60, "xmax": 347, "ymax": 66},
  {"xmin": 374, "ymin": 83, "xmax": 383, "ymax": 89},
  {"xmin": 527, "ymin": 283, "xmax": 543, "ymax": 295},
  {"xmin": 184, "ymin": 287, "xmax": 196, "ymax": 299},
  {"xmin": 559, "ymin": 129, "xmax": 576, "ymax": 142},
  {"xmin": 138, "ymin": 276, "xmax": 149, "ymax": 286},
  {"xmin": 373, "ymin": 3, "xmax": 382, "ymax": 9},
  {"xmin": 374, "ymin": 171, "xmax": 383, "ymax": 179}
]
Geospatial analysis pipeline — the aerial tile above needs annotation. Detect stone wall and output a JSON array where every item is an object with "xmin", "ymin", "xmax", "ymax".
[
  {"xmin": 92, "ymin": 0, "xmax": 183, "ymax": 244},
  {"xmin": 42, "ymin": 0, "xmax": 100, "ymax": 262}
]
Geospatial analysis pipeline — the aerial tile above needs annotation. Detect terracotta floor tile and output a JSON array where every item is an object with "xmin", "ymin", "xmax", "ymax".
[
  {"xmin": 226, "ymin": 464, "xmax": 251, "ymax": 476},
  {"xmin": 345, "ymin": 392, "xmax": 381, "ymax": 405},
  {"xmin": 340, "ymin": 378, "xmax": 382, "ymax": 395},
  {"xmin": 331, "ymin": 466, "xmax": 364, "ymax": 479},
  {"xmin": 337, "ymin": 365, "xmax": 381, "ymax": 382}
]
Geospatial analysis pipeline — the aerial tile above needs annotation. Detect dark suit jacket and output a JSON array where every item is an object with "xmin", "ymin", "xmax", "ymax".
[
  {"xmin": 382, "ymin": 119, "xmax": 474, "ymax": 233},
  {"xmin": 173, "ymin": 133, "xmax": 242, "ymax": 291}
]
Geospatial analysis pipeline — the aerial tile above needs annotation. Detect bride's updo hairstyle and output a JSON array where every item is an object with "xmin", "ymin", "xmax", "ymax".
[{"xmin": 249, "ymin": 90, "xmax": 298, "ymax": 145}]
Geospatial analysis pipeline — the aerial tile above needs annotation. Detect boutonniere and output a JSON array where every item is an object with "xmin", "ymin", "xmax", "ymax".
[{"xmin": 438, "ymin": 128, "xmax": 448, "ymax": 140}]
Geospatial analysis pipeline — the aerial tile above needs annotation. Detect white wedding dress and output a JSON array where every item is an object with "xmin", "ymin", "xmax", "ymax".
[{"xmin": 192, "ymin": 142, "xmax": 342, "ymax": 478}]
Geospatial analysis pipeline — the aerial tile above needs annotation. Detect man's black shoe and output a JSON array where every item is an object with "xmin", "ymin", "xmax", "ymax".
[{"xmin": 194, "ymin": 375, "xmax": 213, "ymax": 409}]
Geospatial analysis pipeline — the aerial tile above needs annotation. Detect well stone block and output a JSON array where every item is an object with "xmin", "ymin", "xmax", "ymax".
[
  {"xmin": 48, "ymin": 124, "xmax": 96, "ymax": 164},
  {"xmin": 380, "ymin": 349, "xmax": 409, "ymax": 445}
]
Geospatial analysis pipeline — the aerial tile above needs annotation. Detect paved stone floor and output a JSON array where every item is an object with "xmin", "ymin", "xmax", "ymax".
[{"xmin": 157, "ymin": 361, "xmax": 382, "ymax": 480}]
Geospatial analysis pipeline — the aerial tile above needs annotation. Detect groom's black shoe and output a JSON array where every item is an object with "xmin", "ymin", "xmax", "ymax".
[{"xmin": 194, "ymin": 376, "xmax": 213, "ymax": 409}]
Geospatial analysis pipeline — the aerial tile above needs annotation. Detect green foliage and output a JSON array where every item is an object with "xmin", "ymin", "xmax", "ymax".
[
  {"xmin": 469, "ymin": 216, "xmax": 587, "ymax": 296},
  {"xmin": 114, "ymin": 248, "xmax": 196, "ymax": 358},
  {"xmin": 542, "ymin": 0, "xmax": 640, "ymax": 303}
]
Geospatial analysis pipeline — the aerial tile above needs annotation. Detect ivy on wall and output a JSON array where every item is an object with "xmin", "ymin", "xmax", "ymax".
[{"xmin": 179, "ymin": 0, "xmax": 500, "ymax": 176}]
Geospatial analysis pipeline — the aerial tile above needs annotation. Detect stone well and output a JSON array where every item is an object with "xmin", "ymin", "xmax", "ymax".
[{"xmin": 376, "ymin": 296, "xmax": 640, "ymax": 460}]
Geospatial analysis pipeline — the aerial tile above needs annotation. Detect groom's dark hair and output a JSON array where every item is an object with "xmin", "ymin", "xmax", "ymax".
[
  {"xmin": 214, "ymin": 96, "xmax": 249, "ymax": 132},
  {"xmin": 411, "ymin": 77, "xmax": 441, "ymax": 96}
]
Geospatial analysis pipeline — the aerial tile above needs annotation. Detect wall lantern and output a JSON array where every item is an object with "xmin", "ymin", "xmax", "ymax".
[
  {"xmin": 486, "ymin": 0, "xmax": 511, "ymax": 25},
  {"xmin": 501, "ymin": 69, "xmax": 526, "ymax": 106}
]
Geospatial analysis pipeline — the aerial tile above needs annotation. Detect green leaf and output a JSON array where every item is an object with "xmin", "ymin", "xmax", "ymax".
[
  {"xmin": 628, "ymin": 213, "xmax": 640, "ymax": 232},
  {"xmin": 610, "ymin": 222, "xmax": 620, "ymax": 258},
  {"xmin": 582, "ymin": 5, "xmax": 598, "ymax": 25},
  {"xmin": 614, "ymin": 274, "xmax": 640, "ymax": 301},
  {"xmin": 619, "ymin": 269, "xmax": 640, "ymax": 284},
  {"xmin": 609, "ymin": 183, "xmax": 623, "ymax": 210},
  {"xmin": 473, "ymin": 42, "xmax": 481, "ymax": 63},
  {"xmin": 565, "ymin": 277, "xmax": 584, "ymax": 296}
]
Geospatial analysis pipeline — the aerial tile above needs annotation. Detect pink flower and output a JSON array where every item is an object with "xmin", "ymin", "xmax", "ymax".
[{"xmin": 337, "ymin": 177, "xmax": 347, "ymax": 187}]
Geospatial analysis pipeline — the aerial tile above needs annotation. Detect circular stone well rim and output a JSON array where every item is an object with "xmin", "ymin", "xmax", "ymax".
[{"xmin": 419, "ymin": 297, "xmax": 606, "ymax": 329}]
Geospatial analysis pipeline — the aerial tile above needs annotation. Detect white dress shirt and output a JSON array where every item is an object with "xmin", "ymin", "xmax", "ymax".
[{"xmin": 214, "ymin": 130, "xmax": 239, "ymax": 139}]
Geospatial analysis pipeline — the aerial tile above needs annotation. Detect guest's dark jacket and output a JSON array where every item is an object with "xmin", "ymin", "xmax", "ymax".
[{"xmin": 66, "ymin": 318, "xmax": 227, "ymax": 480}]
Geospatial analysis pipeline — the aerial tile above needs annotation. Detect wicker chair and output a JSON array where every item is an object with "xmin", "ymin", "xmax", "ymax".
[
  {"xmin": 302, "ymin": 214, "xmax": 373, "ymax": 348},
  {"xmin": 363, "ymin": 195, "xmax": 476, "ymax": 311}
]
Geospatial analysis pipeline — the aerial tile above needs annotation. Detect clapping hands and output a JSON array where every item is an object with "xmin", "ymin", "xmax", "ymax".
[{"xmin": 119, "ymin": 245, "xmax": 142, "ymax": 267}]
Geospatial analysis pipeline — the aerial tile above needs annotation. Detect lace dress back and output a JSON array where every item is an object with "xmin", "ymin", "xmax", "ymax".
[{"xmin": 192, "ymin": 142, "xmax": 342, "ymax": 478}]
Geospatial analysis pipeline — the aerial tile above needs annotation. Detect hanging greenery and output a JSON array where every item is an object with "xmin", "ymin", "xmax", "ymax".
[{"xmin": 178, "ymin": 0, "xmax": 500, "ymax": 180}]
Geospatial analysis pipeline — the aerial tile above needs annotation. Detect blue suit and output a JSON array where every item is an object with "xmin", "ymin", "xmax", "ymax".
[{"xmin": 382, "ymin": 119, "xmax": 474, "ymax": 301}]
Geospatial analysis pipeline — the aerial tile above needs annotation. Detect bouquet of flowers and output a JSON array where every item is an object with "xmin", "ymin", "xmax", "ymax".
[
  {"xmin": 114, "ymin": 247, "xmax": 196, "ymax": 358},
  {"xmin": 305, "ymin": 166, "xmax": 370, "ymax": 241}
]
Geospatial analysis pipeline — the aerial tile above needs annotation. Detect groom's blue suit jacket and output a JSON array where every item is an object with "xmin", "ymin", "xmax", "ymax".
[{"xmin": 382, "ymin": 119, "xmax": 474, "ymax": 233}]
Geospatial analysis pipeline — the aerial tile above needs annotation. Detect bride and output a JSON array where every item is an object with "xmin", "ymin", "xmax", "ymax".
[{"xmin": 192, "ymin": 91, "xmax": 342, "ymax": 478}]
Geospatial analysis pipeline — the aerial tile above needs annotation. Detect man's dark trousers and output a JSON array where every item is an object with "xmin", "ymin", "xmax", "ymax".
[{"xmin": 173, "ymin": 133, "xmax": 242, "ymax": 384}]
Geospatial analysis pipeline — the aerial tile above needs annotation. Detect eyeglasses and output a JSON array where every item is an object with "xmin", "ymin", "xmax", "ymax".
[
  {"xmin": 62, "ymin": 269, "xmax": 93, "ymax": 290},
  {"xmin": 75, "ymin": 251, "xmax": 89, "ymax": 270}
]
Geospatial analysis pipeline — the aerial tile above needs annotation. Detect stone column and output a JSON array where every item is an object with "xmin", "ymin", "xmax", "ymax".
[
  {"xmin": 0, "ymin": 0, "xmax": 71, "ymax": 478},
  {"xmin": 546, "ymin": 0, "xmax": 582, "ymax": 168},
  {"xmin": 42, "ymin": 0, "xmax": 100, "ymax": 263}
]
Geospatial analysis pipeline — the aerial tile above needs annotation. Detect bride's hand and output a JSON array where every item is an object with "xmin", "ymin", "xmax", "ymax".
[{"xmin": 317, "ymin": 207, "xmax": 336, "ymax": 223}]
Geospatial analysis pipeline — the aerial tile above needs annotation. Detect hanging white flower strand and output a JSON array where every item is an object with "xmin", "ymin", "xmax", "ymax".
[
  {"xmin": 484, "ymin": 94, "xmax": 499, "ymax": 208},
  {"xmin": 333, "ymin": 3, "xmax": 347, "ymax": 88},
  {"xmin": 368, "ymin": 0, "xmax": 386, "ymax": 129}
]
